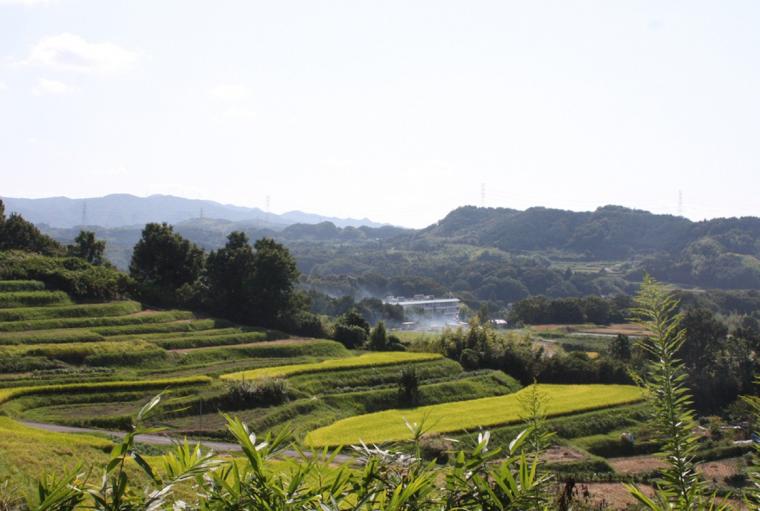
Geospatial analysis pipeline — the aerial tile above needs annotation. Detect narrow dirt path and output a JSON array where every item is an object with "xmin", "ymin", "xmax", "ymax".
[{"xmin": 21, "ymin": 420, "xmax": 354, "ymax": 464}]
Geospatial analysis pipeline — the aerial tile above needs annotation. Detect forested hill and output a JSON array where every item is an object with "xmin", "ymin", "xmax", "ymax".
[
  {"xmin": 415, "ymin": 205, "xmax": 760, "ymax": 259},
  {"xmin": 31, "ymin": 203, "xmax": 760, "ymax": 304}
]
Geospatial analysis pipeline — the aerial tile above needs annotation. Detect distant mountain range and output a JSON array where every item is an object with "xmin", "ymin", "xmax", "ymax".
[
  {"xmin": 0, "ymin": 194, "xmax": 386, "ymax": 230},
  {"xmin": 8, "ymin": 195, "xmax": 760, "ymax": 301}
]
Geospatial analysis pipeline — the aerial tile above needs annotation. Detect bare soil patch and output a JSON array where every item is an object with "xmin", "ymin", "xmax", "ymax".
[
  {"xmin": 697, "ymin": 457, "xmax": 742, "ymax": 482},
  {"xmin": 579, "ymin": 482, "xmax": 655, "ymax": 509},
  {"xmin": 608, "ymin": 455, "xmax": 667, "ymax": 475},
  {"xmin": 542, "ymin": 445, "xmax": 587, "ymax": 464}
]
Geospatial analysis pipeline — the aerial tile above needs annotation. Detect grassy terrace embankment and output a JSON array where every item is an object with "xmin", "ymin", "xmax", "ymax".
[
  {"xmin": 0, "ymin": 376, "xmax": 212, "ymax": 405},
  {"xmin": 305, "ymin": 383, "xmax": 646, "ymax": 446}
]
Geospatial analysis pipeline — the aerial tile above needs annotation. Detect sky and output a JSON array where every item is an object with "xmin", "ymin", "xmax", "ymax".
[{"xmin": 1, "ymin": 1, "xmax": 759, "ymax": 228}]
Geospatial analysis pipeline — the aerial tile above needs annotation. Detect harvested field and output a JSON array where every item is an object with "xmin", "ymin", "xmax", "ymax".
[{"xmin": 608, "ymin": 454, "xmax": 667, "ymax": 475}]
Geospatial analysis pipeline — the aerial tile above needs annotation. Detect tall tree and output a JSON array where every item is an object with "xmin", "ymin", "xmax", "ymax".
[
  {"xmin": 129, "ymin": 223, "xmax": 204, "ymax": 306},
  {"xmin": 0, "ymin": 200, "xmax": 62, "ymax": 255},
  {"xmin": 206, "ymin": 231, "xmax": 256, "ymax": 322},
  {"xmin": 68, "ymin": 230, "xmax": 107, "ymax": 265},
  {"xmin": 248, "ymin": 237, "xmax": 300, "ymax": 327}
]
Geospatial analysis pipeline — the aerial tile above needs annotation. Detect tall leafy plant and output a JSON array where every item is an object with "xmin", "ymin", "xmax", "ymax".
[{"xmin": 626, "ymin": 276, "xmax": 725, "ymax": 510}]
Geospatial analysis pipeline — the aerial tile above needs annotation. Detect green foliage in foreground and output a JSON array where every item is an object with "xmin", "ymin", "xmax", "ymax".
[
  {"xmin": 220, "ymin": 351, "xmax": 442, "ymax": 381},
  {"xmin": 0, "ymin": 376, "xmax": 211, "ymax": 405},
  {"xmin": 0, "ymin": 280, "xmax": 45, "ymax": 292},
  {"xmin": 0, "ymin": 291, "xmax": 71, "ymax": 309},
  {"xmin": 0, "ymin": 300, "xmax": 141, "ymax": 322},
  {"xmin": 626, "ymin": 277, "xmax": 733, "ymax": 511},
  {"xmin": 305, "ymin": 383, "xmax": 645, "ymax": 446},
  {"xmin": 13, "ymin": 396, "xmax": 555, "ymax": 511}
]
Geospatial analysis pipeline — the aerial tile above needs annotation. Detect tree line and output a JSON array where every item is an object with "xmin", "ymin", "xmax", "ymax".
[{"xmin": 128, "ymin": 223, "xmax": 318, "ymax": 334}]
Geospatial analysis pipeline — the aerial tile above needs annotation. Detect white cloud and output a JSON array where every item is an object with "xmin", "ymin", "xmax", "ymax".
[
  {"xmin": 33, "ymin": 78, "xmax": 74, "ymax": 95},
  {"xmin": 23, "ymin": 33, "xmax": 138, "ymax": 74},
  {"xmin": 210, "ymin": 84, "xmax": 253, "ymax": 102}
]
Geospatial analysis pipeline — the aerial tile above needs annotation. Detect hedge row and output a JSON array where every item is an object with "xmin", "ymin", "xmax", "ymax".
[
  {"xmin": 0, "ymin": 375, "xmax": 212, "ymax": 405},
  {"xmin": 0, "ymin": 310, "xmax": 195, "ymax": 332},
  {"xmin": 0, "ymin": 280, "xmax": 45, "ymax": 292},
  {"xmin": 0, "ymin": 291, "xmax": 72, "ymax": 309},
  {"xmin": 0, "ymin": 301, "xmax": 142, "ymax": 322}
]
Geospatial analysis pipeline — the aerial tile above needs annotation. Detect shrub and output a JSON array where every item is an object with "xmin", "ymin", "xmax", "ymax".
[
  {"xmin": 279, "ymin": 311, "xmax": 326, "ymax": 338},
  {"xmin": 398, "ymin": 365, "xmax": 421, "ymax": 407},
  {"xmin": 419, "ymin": 435, "xmax": 453, "ymax": 464},
  {"xmin": 0, "ymin": 250, "xmax": 129, "ymax": 300},
  {"xmin": 225, "ymin": 378, "xmax": 290, "ymax": 408},
  {"xmin": 333, "ymin": 324, "xmax": 368, "ymax": 348}
]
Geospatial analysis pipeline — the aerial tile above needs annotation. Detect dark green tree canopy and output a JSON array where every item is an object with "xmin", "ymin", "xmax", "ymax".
[
  {"xmin": 0, "ymin": 200, "xmax": 63, "ymax": 255},
  {"xmin": 68, "ymin": 230, "xmax": 107, "ymax": 265},
  {"xmin": 129, "ymin": 223, "xmax": 204, "ymax": 306}
]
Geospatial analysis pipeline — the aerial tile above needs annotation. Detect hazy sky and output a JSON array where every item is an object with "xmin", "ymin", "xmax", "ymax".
[{"xmin": 1, "ymin": 1, "xmax": 759, "ymax": 228}]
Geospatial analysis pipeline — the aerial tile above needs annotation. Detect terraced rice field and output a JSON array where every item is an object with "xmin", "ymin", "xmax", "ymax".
[
  {"xmin": 220, "ymin": 351, "xmax": 442, "ymax": 380},
  {"xmin": 305, "ymin": 383, "xmax": 646, "ymax": 446}
]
